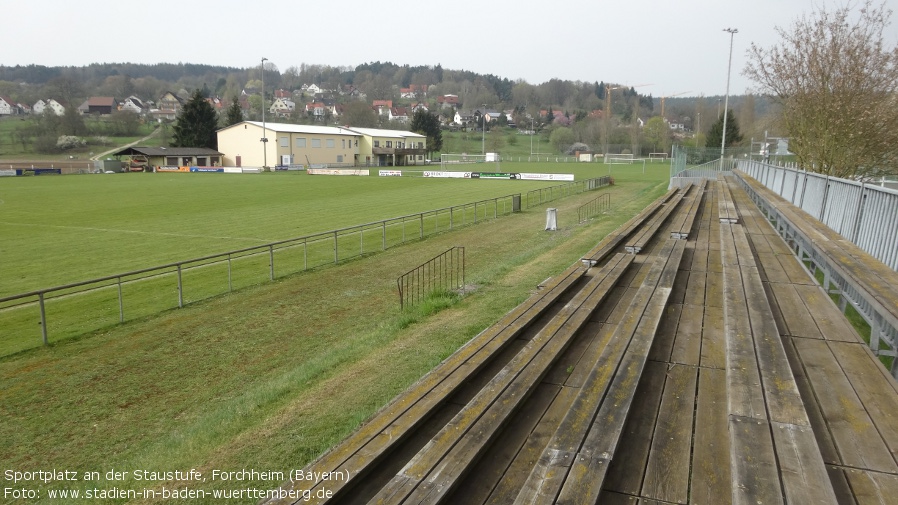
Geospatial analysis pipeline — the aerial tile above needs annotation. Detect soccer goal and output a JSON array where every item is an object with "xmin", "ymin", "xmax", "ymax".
[
  {"xmin": 440, "ymin": 153, "xmax": 500, "ymax": 170},
  {"xmin": 604, "ymin": 153, "xmax": 635, "ymax": 164},
  {"xmin": 648, "ymin": 152, "xmax": 669, "ymax": 161}
]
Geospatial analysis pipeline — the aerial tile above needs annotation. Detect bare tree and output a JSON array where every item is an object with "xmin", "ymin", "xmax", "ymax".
[{"xmin": 744, "ymin": 0, "xmax": 898, "ymax": 178}]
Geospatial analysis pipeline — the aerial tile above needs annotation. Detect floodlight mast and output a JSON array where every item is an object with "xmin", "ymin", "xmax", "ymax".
[
  {"xmin": 261, "ymin": 57, "xmax": 268, "ymax": 170},
  {"xmin": 720, "ymin": 28, "xmax": 737, "ymax": 170}
]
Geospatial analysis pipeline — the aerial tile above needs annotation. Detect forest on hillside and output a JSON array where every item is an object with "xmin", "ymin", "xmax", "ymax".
[{"xmin": 0, "ymin": 61, "xmax": 775, "ymax": 156}]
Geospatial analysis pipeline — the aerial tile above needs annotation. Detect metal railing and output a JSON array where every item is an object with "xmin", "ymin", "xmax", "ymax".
[
  {"xmin": 0, "ymin": 195, "xmax": 518, "ymax": 356},
  {"xmin": 397, "ymin": 247, "xmax": 465, "ymax": 310},
  {"xmin": 739, "ymin": 160, "xmax": 898, "ymax": 271},
  {"xmin": 525, "ymin": 176, "xmax": 611, "ymax": 208},
  {"xmin": 578, "ymin": 193, "xmax": 612, "ymax": 223},
  {"xmin": 733, "ymin": 165, "xmax": 898, "ymax": 378}
]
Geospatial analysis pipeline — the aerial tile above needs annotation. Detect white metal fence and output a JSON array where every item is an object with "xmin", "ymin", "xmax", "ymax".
[{"xmin": 739, "ymin": 160, "xmax": 898, "ymax": 272}]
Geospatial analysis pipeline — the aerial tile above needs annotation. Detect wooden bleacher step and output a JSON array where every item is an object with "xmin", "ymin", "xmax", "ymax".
[
  {"xmin": 514, "ymin": 239, "xmax": 686, "ymax": 504},
  {"xmin": 367, "ymin": 253, "xmax": 634, "ymax": 504}
]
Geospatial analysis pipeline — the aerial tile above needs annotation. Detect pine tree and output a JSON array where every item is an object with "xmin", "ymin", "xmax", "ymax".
[
  {"xmin": 224, "ymin": 97, "xmax": 244, "ymax": 127},
  {"xmin": 706, "ymin": 109, "xmax": 744, "ymax": 150},
  {"xmin": 172, "ymin": 89, "xmax": 218, "ymax": 149},
  {"xmin": 410, "ymin": 109, "xmax": 443, "ymax": 155}
]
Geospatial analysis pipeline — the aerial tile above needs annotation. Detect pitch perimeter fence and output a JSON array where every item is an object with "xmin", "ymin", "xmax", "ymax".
[{"xmin": 0, "ymin": 176, "xmax": 611, "ymax": 356}]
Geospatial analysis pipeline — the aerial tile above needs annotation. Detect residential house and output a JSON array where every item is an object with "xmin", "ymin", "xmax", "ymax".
[
  {"xmin": 269, "ymin": 98, "xmax": 296, "ymax": 117},
  {"xmin": 274, "ymin": 89, "xmax": 292, "ymax": 99},
  {"xmin": 119, "ymin": 96, "xmax": 145, "ymax": 114},
  {"xmin": 33, "ymin": 99, "xmax": 65, "ymax": 116},
  {"xmin": 305, "ymin": 102, "xmax": 326, "ymax": 121},
  {"xmin": 437, "ymin": 94, "xmax": 460, "ymax": 109},
  {"xmin": 399, "ymin": 84, "xmax": 427, "ymax": 99},
  {"xmin": 454, "ymin": 110, "xmax": 475, "ymax": 126},
  {"xmin": 388, "ymin": 107, "xmax": 409, "ymax": 123},
  {"xmin": 158, "ymin": 91, "xmax": 184, "ymax": 113},
  {"xmin": 302, "ymin": 84, "xmax": 323, "ymax": 95},
  {"xmin": 372, "ymin": 100, "xmax": 393, "ymax": 116},
  {"xmin": 411, "ymin": 102, "xmax": 429, "ymax": 113},
  {"xmin": 0, "ymin": 96, "xmax": 19, "ymax": 115}
]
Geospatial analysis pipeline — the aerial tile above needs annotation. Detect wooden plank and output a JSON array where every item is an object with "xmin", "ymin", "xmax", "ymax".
[
  {"xmin": 768, "ymin": 282, "xmax": 823, "ymax": 339},
  {"xmin": 669, "ymin": 268, "xmax": 689, "ymax": 305},
  {"xmin": 484, "ymin": 386, "xmax": 579, "ymax": 504},
  {"xmin": 647, "ymin": 304, "xmax": 683, "ymax": 364},
  {"xmin": 542, "ymin": 322, "xmax": 603, "ymax": 385},
  {"xmin": 776, "ymin": 252, "xmax": 815, "ymax": 285},
  {"xmin": 704, "ymin": 271, "xmax": 724, "ymax": 309},
  {"xmin": 566, "ymin": 324, "xmax": 618, "ymax": 388},
  {"xmin": 770, "ymin": 421, "xmax": 838, "ymax": 504},
  {"xmin": 691, "ymin": 368, "xmax": 731, "ymax": 505},
  {"xmin": 691, "ymin": 246, "xmax": 709, "ymax": 272},
  {"xmin": 721, "ymin": 228, "xmax": 766, "ymax": 421},
  {"xmin": 829, "ymin": 341, "xmax": 898, "ymax": 463},
  {"xmin": 641, "ymin": 365, "xmax": 698, "ymax": 503},
  {"xmin": 825, "ymin": 466, "xmax": 858, "ymax": 505},
  {"xmin": 781, "ymin": 337, "xmax": 841, "ymax": 465},
  {"xmin": 729, "ymin": 416, "xmax": 785, "ymax": 505},
  {"xmin": 755, "ymin": 251, "xmax": 792, "ymax": 283},
  {"xmin": 843, "ymin": 469, "xmax": 898, "ymax": 505},
  {"xmin": 741, "ymin": 264, "xmax": 809, "ymax": 426},
  {"xmin": 595, "ymin": 491, "xmax": 639, "ymax": 505},
  {"xmin": 444, "ymin": 382, "xmax": 561, "ymax": 505},
  {"xmin": 683, "ymin": 269, "xmax": 707, "ymax": 306},
  {"xmin": 603, "ymin": 360, "xmax": 668, "ymax": 496},
  {"xmin": 700, "ymin": 305, "xmax": 726, "ymax": 370},
  {"xmin": 791, "ymin": 337, "xmax": 898, "ymax": 473},
  {"xmin": 793, "ymin": 284, "xmax": 863, "ymax": 343},
  {"xmin": 670, "ymin": 304, "xmax": 703, "ymax": 366}
]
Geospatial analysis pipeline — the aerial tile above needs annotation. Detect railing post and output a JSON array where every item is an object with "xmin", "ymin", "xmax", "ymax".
[
  {"xmin": 269, "ymin": 245, "xmax": 275, "ymax": 280},
  {"xmin": 118, "ymin": 276, "xmax": 124, "ymax": 323},
  {"xmin": 382, "ymin": 222, "xmax": 387, "ymax": 251},
  {"xmin": 334, "ymin": 231, "xmax": 339, "ymax": 264},
  {"xmin": 177, "ymin": 265, "xmax": 183, "ymax": 308},
  {"xmin": 228, "ymin": 254, "xmax": 233, "ymax": 291},
  {"xmin": 39, "ymin": 292, "xmax": 48, "ymax": 345}
]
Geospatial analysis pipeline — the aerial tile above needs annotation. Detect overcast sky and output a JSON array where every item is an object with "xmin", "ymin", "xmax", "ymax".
[{"xmin": 6, "ymin": 0, "xmax": 897, "ymax": 98}]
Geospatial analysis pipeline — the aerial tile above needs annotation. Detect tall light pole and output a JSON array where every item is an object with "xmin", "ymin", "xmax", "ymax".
[
  {"xmin": 721, "ymin": 28, "xmax": 737, "ymax": 169},
  {"xmin": 481, "ymin": 104, "xmax": 487, "ymax": 156},
  {"xmin": 261, "ymin": 57, "xmax": 268, "ymax": 170}
]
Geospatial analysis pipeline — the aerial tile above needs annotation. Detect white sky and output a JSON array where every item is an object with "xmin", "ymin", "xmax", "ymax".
[{"xmin": 6, "ymin": 0, "xmax": 897, "ymax": 98}]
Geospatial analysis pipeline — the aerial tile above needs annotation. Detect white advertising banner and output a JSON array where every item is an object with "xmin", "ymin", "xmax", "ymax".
[
  {"xmin": 519, "ymin": 173, "xmax": 575, "ymax": 181},
  {"xmin": 423, "ymin": 171, "xmax": 470, "ymax": 179},
  {"xmin": 307, "ymin": 169, "xmax": 370, "ymax": 176},
  {"xmin": 379, "ymin": 170, "xmax": 403, "ymax": 177}
]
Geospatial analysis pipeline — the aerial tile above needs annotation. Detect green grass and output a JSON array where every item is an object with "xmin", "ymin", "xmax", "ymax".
[{"xmin": 0, "ymin": 164, "xmax": 670, "ymax": 503}]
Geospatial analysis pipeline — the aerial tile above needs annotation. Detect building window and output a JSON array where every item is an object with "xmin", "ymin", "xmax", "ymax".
[
  {"xmin": 342, "ymin": 139, "xmax": 345, "ymax": 149},
  {"xmin": 296, "ymin": 138, "xmax": 306, "ymax": 148},
  {"xmin": 386, "ymin": 141, "xmax": 392, "ymax": 148},
  {"xmin": 280, "ymin": 136, "xmax": 288, "ymax": 147},
  {"xmin": 166, "ymin": 157, "xmax": 178, "ymax": 165},
  {"xmin": 373, "ymin": 140, "xmax": 380, "ymax": 148},
  {"xmin": 337, "ymin": 155, "xmax": 343, "ymax": 163},
  {"xmin": 326, "ymin": 139, "xmax": 335, "ymax": 148},
  {"xmin": 312, "ymin": 138, "xmax": 321, "ymax": 148}
]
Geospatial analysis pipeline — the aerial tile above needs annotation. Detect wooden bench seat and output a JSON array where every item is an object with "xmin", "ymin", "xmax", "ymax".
[
  {"xmin": 512, "ymin": 239, "xmax": 686, "ymax": 504},
  {"xmin": 670, "ymin": 180, "xmax": 707, "ymax": 239}
]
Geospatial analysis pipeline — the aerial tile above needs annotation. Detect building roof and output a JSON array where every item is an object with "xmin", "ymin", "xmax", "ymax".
[
  {"xmin": 111, "ymin": 146, "xmax": 222, "ymax": 157},
  {"xmin": 220, "ymin": 121, "xmax": 360, "ymax": 137},
  {"xmin": 88, "ymin": 97, "xmax": 116, "ymax": 107},
  {"xmin": 344, "ymin": 127, "xmax": 425, "ymax": 139}
]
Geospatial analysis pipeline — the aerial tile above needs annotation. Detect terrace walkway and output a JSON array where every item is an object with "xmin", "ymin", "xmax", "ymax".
[{"xmin": 265, "ymin": 174, "xmax": 898, "ymax": 504}]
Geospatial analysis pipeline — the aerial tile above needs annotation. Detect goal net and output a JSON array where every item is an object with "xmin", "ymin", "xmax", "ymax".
[
  {"xmin": 440, "ymin": 153, "xmax": 500, "ymax": 170},
  {"xmin": 604, "ymin": 153, "xmax": 635, "ymax": 164}
]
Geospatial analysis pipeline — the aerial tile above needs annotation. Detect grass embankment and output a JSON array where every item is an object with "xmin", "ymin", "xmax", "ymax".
[{"xmin": 0, "ymin": 167, "xmax": 668, "ymax": 503}]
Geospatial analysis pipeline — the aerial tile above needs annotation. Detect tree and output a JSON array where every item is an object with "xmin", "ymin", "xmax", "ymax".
[
  {"xmin": 224, "ymin": 97, "xmax": 244, "ymax": 127},
  {"xmin": 643, "ymin": 117, "xmax": 671, "ymax": 153},
  {"xmin": 549, "ymin": 127, "xmax": 575, "ymax": 154},
  {"xmin": 109, "ymin": 110, "xmax": 140, "ymax": 136},
  {"xmin": 172, "ymin": 89, "xmax": 218, "ymax": 149},
  {"xmin": 410, "ymin": 109, "xmax": 443, "ymax": 156},
  {"xmin": 342, "ymin": 101, "xmax": 379, "ymax": 128},
  {"xmin": 744, "ymin": 0, "xmax": 898, "ymax": 178},
  {"xmin": 706, "ymin": 109, "xmax": 744, "ymax": 151}
]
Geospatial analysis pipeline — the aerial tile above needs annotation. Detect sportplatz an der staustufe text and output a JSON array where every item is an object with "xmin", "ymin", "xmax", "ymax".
[{"xmin": 3, "ymin": 468, "xmax": 347, "ymax": 501}]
